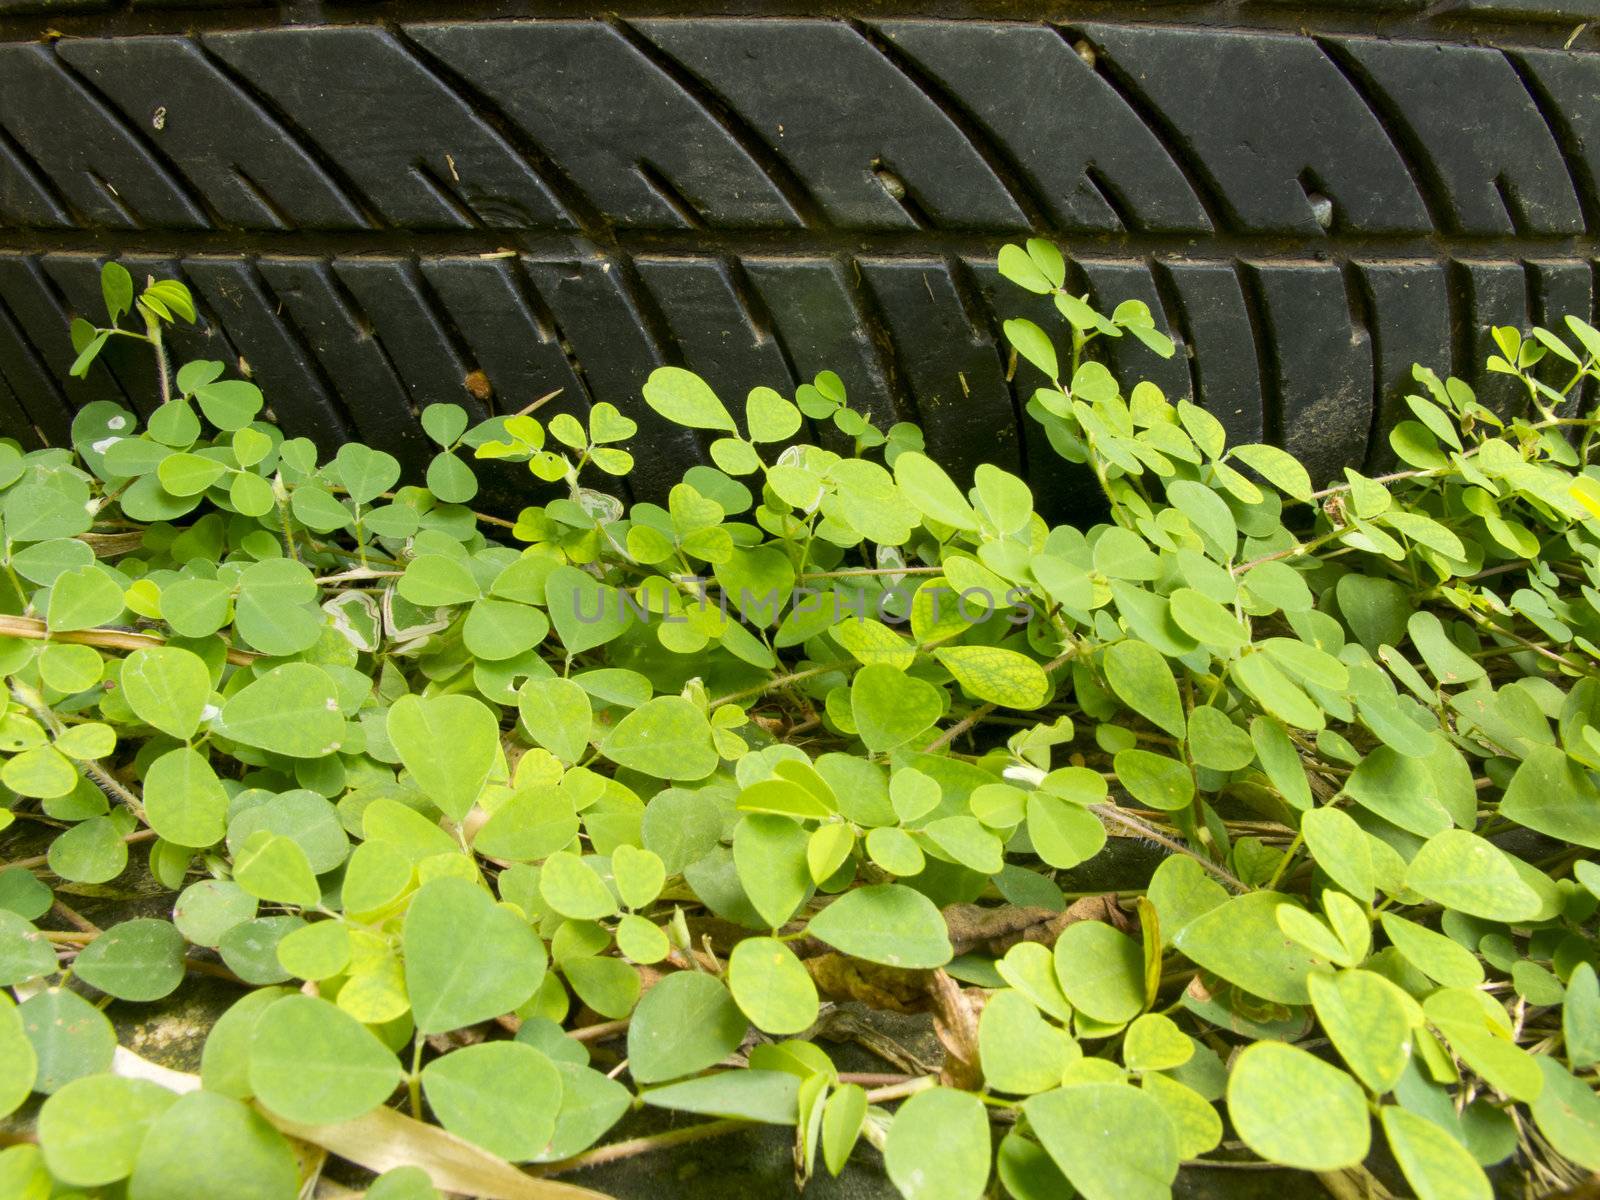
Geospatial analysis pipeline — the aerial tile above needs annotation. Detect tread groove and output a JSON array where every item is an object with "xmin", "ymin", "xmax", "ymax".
[
  {"xmin": 1149, "ymin": 258, "xmax": 1203, "ymax": 406},
  {"xmin": 1082, "ymin": 165, "xmax": 1141, "ymax": 236},
  {"xmin": 497, "ymin": 255, "xmax": 638, "ymax": 512},
  {"xmin": 1344, "ymin": 261, "xmax": 1389, "ymax": 475},
  {"xmin": 0, "ymin": 122, "xmax": 74, "ymax": 227},
  {"xmin": 248, "ymin": 261, "xmax": 366, "ymax": 442},
  {"xmin": 320, "ymin": 258, "xmax": 419, "ymax": 419},
  {"xmin": 28, "ymin": 255, "xmax": 136, "ymax": 409},
  {"xmin": 406, "ymin": 259, "xmax": 494, "ymax": 414},
  {"xmin": 229, "ymin": 167, "xmax": 295, "ymax": 232},
  {"xmin": 608, "ymin": 251, "xmax": 685, "ymax": 373},
  {"xmin": 1235, "ymin": 263, "xmax": 1283, "ymax": 447},
  {"xmin": 949, "ymin": 252, "xmax": 1029, "ymax": 479},
  {"xmin": 410, "ymin": 156, "xmax": 486, "ymax": 232},
  {"xmin": 1445, "ymin": 258, "xmax": 1476, "ymax": 395},
  {"xmin": 635, "ymin": 159, "xmax": 708, "ymax": 231},
  {"xmin": 841, "ymin": 259, "xmax": 918, "ymax": 432},
  {"xmin": 505, "ymin": 259, "xmax": 599, "ymax": 413},
  {"xmin": 85, "ymin": 169, "xmax": 138, "ymax": 227},
  {"xmin": 0, "ymin": 287, "xmax": 70, "ymax": 441}
]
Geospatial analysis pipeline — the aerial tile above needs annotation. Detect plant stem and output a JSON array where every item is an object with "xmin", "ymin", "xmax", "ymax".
[
  {"xmin": 1264, "ymin": 832, "xmax": 1303, "ymax": 891},
  {"xmin": 923, "ymin": 701, "xmax": 998, "ymax": 752},
  {"xmin": 51, "ymin": 900, "xmax": 100, "ymax": 934},
  {"xmin": 569, "ymin": 1017, "xmax": 630, "ymax": 1043},
  {"xmin": 313, "ymin": 567, "xmax": 403, "ymax": 585},
  {"xmin": 9, "ymin": 681, "xmax": 147, "ymax": 822},
  {"xmin": 797, "ymin": 566, "xmax": 943, "ymax": 581},
  {"xmin": 149, "ymin": 322, "xmax": 171, "ymax": 407},
  {"xmin": 864, "ymin": 1076, "xmax": 938, "ymax": 1104},
  {"xmin": 710, "ymin": 663, "xmax": 838, "ymax": 708},
  {"xmin": 408, "ymin": 1034, "xmax": 424, "ymax": 1120},
  {"xmin": 1231, "ymin": 528, "xmax": 1346, "ymax": 576},
  {"xmin": 0, "ymin": 613, "xmax": 257, "ymax": 667},
  {"xmin": 534, "ymin": 1076, "xmax": 937, "ymax": 1176},
  {"xmin": 1094, "ymin": 804, "xmax": 1249, "ymax": 893},
  {"xmin": 79, "ymin": 761, "xmax": 147, "ymax": 823},
  {"xmin": 8, "ymin": 828, "xmax": 157, "ymax": 871},
  {"xmin": 276, "ymin": 482, "xmax": 300, "ymax": 563},
  {"xmin": 537, "ymin": 1119, "xmax": 749, "ymax": 1175}
]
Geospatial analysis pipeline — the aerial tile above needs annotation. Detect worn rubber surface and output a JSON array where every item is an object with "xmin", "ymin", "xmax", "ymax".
[{"xmin": 1, "ymin": 3, "xmax": 1600, "ymax": 510}]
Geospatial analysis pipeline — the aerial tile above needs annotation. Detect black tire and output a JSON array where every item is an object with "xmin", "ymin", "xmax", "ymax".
[{"xmin": 1, "ymin": 3, "xmax": 1599, "ymax": 514}]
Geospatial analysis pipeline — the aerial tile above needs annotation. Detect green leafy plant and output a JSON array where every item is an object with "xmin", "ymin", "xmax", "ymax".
[{"xmin": 2, "ymin": 248, "xmax": 1600, "ymax": 1199}]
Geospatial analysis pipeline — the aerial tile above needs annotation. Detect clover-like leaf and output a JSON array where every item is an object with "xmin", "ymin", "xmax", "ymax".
[
  {"xmin": 403, "ymin": 877, "xmax": 547, "ymax": 1035},
  {"xmin": 247, "ymin": 994, "xmax": 401, "ymax": 1125},
  {"xmin": 387, "ymin": 693, "xmax": 499, "ymax": 821}
]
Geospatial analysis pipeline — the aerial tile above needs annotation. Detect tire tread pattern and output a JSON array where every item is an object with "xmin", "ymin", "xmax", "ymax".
[{"xmin": 0, "ymin": 14, "xmax": 1596, "ymax": 503}]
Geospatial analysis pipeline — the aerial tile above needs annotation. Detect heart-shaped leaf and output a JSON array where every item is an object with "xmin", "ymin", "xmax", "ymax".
[
  {"xmin": 121, "ymin": 646, "xmax": 211, "ymax": 741},
  {"xmin": 386, "ymin": 693, "xmax": 499, "ymax": 822},
  {"xmin": 403, "ymin": 877, "xmax": 546, "ymax": 1034}
]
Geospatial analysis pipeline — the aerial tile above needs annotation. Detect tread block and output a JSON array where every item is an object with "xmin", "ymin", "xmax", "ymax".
[
  {"xmin": 0, "ymin": 44, "xmax": 208, "ymax": 229},
  {"xmin": 1531, "ymin": 258, "xmax": 1595, "ymax": 333},
  {"xmin": 0, "ymin": 255, "xmax": 124, "ymax": 420},
  {"xmin": 1159, "ymin": 262, "xmax": 1267, "ymax": 447},
  {"xmin": 408, "ymin": 21, "xmax": 802, "ymax": 231},
  {"xmin": 203, "ymin": 27, "xmax": 571, "ymax": 231},
  {"xmin": 740, "ymin": 257, "xmax": 898, "ymax": 438},
  {"xmin": 636, "ymin": 258, "xmax": 798, "ymax": 410},
  {"xmin": 1515, "ymin": 49, "xmax": 1600, "ymax": 227},
  {"xmin": 59, "ymin": 36, "xmax": 368, "ymax": 231},
  {"xmin": 1077, "ymin": 259, "xmax": 1195, "ymax": 405},
  {"xmin": 41, "ymin": 255, "xmax": 163, "ymax": 415},
  {"xmin": 519, "ymin": 255, "xmax": 702, "ymax": 501},
  {"xmin": 1455, "ymin": 259, "xmax": 1535, "ymax": 418},
  {"xmin": 1356, "ymin": 261, "xmax": 1453, "ymax": 469},
  {"xmin": 254, "ymin": 258, "xmax": 432, "ymax": 473},
  {"xmin": 1248, "ymin": 263, "xmax": 1373, "ymax": 481},
  {"xmin": 857, "ymin": 257, "xmax": 1019, "ymax": 483},
  {"xmin": 1081, "ymin": 25, "xmax": 1431, "ymax": 235},
  {"xmin": 183, "ymin": 258, "xmax": 357, "ymax": 455},
  {"xmin": 1332, "ymin": 39, "xmax": 1584, "ymax": 235},
  {"xmin": 0, "ymin": 272, "xmax": 73, "ymax": 446},
  {"xmin": 638, "ymin": 18, "xmax": 1029, "ymax": 231},
  {"xmin": 878, "ymin": 22, "xmax": 1211, "ymax": 234}
]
